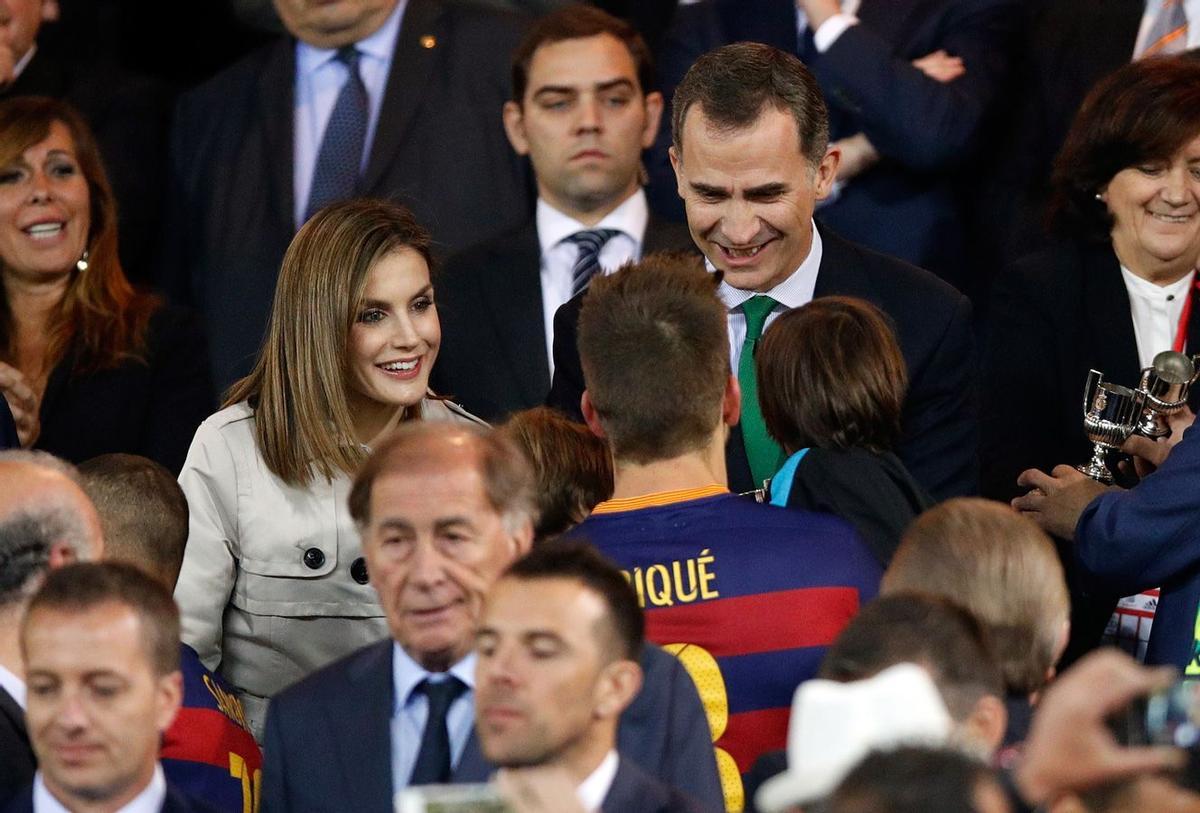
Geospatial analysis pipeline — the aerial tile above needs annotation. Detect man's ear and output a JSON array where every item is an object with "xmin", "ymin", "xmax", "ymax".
[
  {"xmin": 723, "ymin": 376, "xmax": 742, "ymax": 428},
  {"xmin": 47, "ymin": 541, "xmax": 77, "ymax": 569},
  {"xmin": 669, "ymin": 145, "xmax": 684, "ymax": 198},
  {"xmin": 502, "ymin": 100, "xmax": 530, "ymax": 156},
  {"xmin": 812, "ymin": 145, "xmax": 841, "ymax": 202},
  {"xmin": 155, "ymin": 671, "xmax": 184, "ymax": 735},
  {"xmin": 641, "ymin": 91, "xmax": 665, "ymax": 149},
  {"xmin": 582, "ymin": 391, "xmax": 606, "ymax": 439},
  {"xmin": 964, "ymin": 694, "xmax": 1008, "ymax": 755},
  {"xmin": 594, "ymin": 659, "xmax": 642, "ymax": 720}
]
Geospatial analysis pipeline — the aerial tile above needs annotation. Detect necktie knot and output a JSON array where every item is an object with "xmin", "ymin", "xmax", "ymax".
[
  {"xmin": 741, "ymin": 295, "xmax": 778, "ymax": 342},
  {"xmin": 335, "ymin": 45, "xmax": 361, "ymax": 69},
  {"xmin": 566, "ymin": 228, "xmax": 621, "ymax": 298},
  {"xmin": 416, "ymin": 675, "xmax": 467, "ymax": 714}
]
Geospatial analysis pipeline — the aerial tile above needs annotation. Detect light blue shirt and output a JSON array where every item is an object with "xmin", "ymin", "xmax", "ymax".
[
  {"xmin": 390, "ymin": 643, "xmax": 477, "ymax": 792},
  {"xmin": 292, "ymin": 0, "xmax": 408, "ymax": 228}
]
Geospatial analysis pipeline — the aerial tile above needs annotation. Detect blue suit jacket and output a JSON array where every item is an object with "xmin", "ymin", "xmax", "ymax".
[
  {"xmin": 602, "ymin": 758, "xmax": 712, "ymax": 813},
  {"xmin": 261, "ymin": 641, "xmax": 722, "ymax": 813},
  {"xmin": 1075, "ymin": 422, "xmax": 1200, "ymax": 668}
]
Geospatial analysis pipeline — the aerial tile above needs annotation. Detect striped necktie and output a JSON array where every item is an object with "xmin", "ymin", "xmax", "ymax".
[
  {"xmin": 567, "ymin": 229, "xmax": 620, "ymax": 299},
  {"xmin": 1140, "ymin": 0, "xmax": 1189, "ymax": 57},
  {"xmin": 305, "ymin": 47, "xmax": 369, "ymax": 222}
]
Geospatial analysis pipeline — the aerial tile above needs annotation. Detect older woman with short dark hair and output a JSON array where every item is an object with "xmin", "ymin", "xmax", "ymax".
[{"xmin": 982, "ymin": 56, "xmax": 1200, "ymax": 502}]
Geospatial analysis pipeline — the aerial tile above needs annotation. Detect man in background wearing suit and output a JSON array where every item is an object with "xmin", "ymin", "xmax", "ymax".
[
  {"xmin": 550, "ymin": 42, "xmax": 977, "ymax": 500},
  {"xmin": 8, "ymin": 564, "xmax": 214, "ymax": 813},
  {"xmin": 432, "ymin": 5, "xmax": 692, "ymax": 422},
  {"xmin": 163, "ymin": 0, "xmax": 532, "ymax": 391},
  {"xmin": 475, "ymin": 542, "xmax": 705, "ymax": 813},
  {"xmin": 261, "ymin": 423, "xmax": 721, "ymax": 813},
  {"xmin": 0, "ymin": 452, "xmax": 103, "ymax": 807}
]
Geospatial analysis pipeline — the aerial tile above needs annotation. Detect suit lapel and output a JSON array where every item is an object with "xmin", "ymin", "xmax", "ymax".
[
  {"xmin": 332, "ymin": 641, "xmax": 395, "ymax": 811},
  {"xmin": 481, "ymin": 223, "xmax": 551, "ymax": 404},
  {"xmin": 256, "ymin": 39, "xmax": 297, "ymax": 239},
  {"xmin": 0, "ymin": 685, "xmax": 28, "ymax": 744},
  {"xmin": 813, "ymin": 227, "xmax": 880, "ymax": 302},
  {"xmin": 452, "ymin": 730, "xmax": 494, "ymax": 782},
  {"xmin": 1082, "ymin": 245, "xmax": 1141, "ymax": 385},
  {"xmin": 362, "ymin": 0, "xmax": 444, "ymax": 193}
]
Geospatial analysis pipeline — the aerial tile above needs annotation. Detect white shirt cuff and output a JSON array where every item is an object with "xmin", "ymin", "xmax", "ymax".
[{"xmin": 813, "ymin": 13, "xmax": 858, "ymax": 52}]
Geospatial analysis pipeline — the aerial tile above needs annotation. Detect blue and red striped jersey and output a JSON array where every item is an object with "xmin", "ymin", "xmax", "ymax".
[
  {"xmin": 162, "ymin": 645, "xmax": 263, "ymax": 812},
  {"xmin": 569, "ymin": 486, "xmax": 881, "ymax": 807}
]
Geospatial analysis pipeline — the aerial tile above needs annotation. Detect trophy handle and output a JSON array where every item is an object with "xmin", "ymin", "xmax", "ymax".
[
  {"xmin": 1191, "ymin": 355, "xmax": 1200, "ymax": 385},
  {"xmin": 1083, "ymin": 369, "xmax": 1102, "ymax": 414}
]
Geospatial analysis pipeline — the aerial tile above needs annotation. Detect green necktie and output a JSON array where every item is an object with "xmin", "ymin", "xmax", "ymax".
[{"xmin": 737, "ymin": 295, "xmax": 784, "ymax": 488}]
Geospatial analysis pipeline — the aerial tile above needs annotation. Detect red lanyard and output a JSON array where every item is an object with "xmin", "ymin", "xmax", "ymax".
[{"xmin": 1172, "ymin": 274, "xmax": 1200, "ymax": 353}]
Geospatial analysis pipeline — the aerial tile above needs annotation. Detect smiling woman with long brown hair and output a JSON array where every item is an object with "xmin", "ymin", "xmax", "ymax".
[
  {"xmin": 173, "ymin": 198, "xmax": 482, "ymax": 739},
  {"xmin": 0, "ymin": 96, "xmax": 212, "ymax": 471}
]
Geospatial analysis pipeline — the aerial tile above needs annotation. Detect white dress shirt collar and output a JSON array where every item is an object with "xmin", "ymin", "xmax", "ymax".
[
  {"xmin": 717, "ymin": 221, "xmax": 823, "ymax": 312},
  {"xmin": 0, "ymin": 662, "xmax": 25, "ymax": 710},
  {"xmin": 536, "ymin": 189, "xmax": 649, "ymax": 256},
  {"xmin": 1121, "ymin": 266, "xmax": 1196, "ymax": 369},
  {"xmin": 12, "ymin": 44, "xmax": 36, "ymax": 84},
  {"xmin": 391, "ymin": 641, "xmax": 476, "ymax": 716},
  {"xmin": 33, "ymin": 764, "xmax": 166, "ymax": 813},
  {"xmin": 575, "ymin": 750, "xmax": 619, "ymax": 813}
]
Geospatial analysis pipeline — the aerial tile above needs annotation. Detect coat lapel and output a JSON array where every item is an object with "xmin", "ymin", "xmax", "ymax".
[
  {"xmin": 452, "ymin": 729, "xmax": 494, "ymax": 782},
  {"xmin": 1081, "ymin": 245, "xmax": 1141, "ymax": 386},
  {"xmin": 256, "ymin": 38, "xmax": 297, "ymax": 239},
  {"xmin": 362, "ymin": 0, "xmax": 444, "ymax": 193},
  {"xmin": 481, "ymin": 223, "xmax": 551, "ymax": 404},
  {"xmin": 332, "ymin": 641, "xmax": 395, "ymax": 812}
]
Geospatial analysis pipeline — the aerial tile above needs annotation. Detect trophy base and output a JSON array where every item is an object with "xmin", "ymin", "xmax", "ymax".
[
  {"xmin": 1137, "ymin": 419, "xmax": 1169, "ymax": 439},
  {"xmin": 1076, "ymin": 462, "xmax": 1114, "ymax": 484}
]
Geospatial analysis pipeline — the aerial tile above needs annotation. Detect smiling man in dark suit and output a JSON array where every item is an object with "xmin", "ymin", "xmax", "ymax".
[
  {"xmin": 162, "ymin": 0, "xmax": 532, "ymax": 391},
  {"xmin": 431, "ymin": 5, "xmax": 693, "ymax": 422},
  {"xmin": 550, "ymin": 42, "xmax": 977, "ymax": 500}
]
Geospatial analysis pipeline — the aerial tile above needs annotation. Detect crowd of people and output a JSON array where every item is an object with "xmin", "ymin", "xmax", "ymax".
[{"xmin": 1, "ymin": 0, "xmax": 1199, "ymax": 811}]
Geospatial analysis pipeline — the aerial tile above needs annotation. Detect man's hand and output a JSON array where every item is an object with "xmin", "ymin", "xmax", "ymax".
[
  {"xmin": 1016, "ymin": 649, "xmax": 1183, "ymax": 805},
  {"xmin": 832, "ymin": 132, "xmax": 880, "ymax": 182},
  {"xmin": 912, "ymin": 49, "xmax": 966, "ymax": 83},
  {"xmin": 496, "ymin": 765, "xmax": 588, "ymax": 813},
  {"xmin": 0, "ymin": 362, "xmax": 40, "ymax": 447},
  {"xmin": 1012, "ymin": 465, "xmax": 1110, "ymax": 540},
  {"xmin": 797, "ymin": 0, "xmax": 841, "ymax": 30},
  {"xmin": 1123, "ymin": 407, "xmax": 1195, "ymax": 478}
]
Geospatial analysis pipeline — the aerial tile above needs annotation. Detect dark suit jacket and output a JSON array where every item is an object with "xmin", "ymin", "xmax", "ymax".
[
  {"xmin": 2, "ymin": 780, "xmax": 222, "ymax": 813},
  {"xmin": 161, "ymin": 0, "xmax": 533, "ymax": 391},
  {"xmin": 432, "ymin": 213, "xmax": 695, "ymax": 421},
  {"xmin": 602, "ymin": 757, "xmax": 711, "ymax": 813},
  {"xmin": 980, "ymin": 240, "xmax": 1175, "ymax": 502},
  {"xmin": 262, "ymin": 640, "xmax": 723, "ymax": 813},
  {"xmin": 0, "ymin": 687, "xmax": 33, "ymax": 808},
  {"xmin": 3, "ymin": 48, "xmax": 171, "ymax": 285},
  {"xmin": 547, "ymin": 227, "xmax": 978, "ymax": 500},
  {"xmin": 981, "ymin": 240, "xmax": 1200, "ymax": 664},
  {"xmin": 650, "ymin": 0, "xmax": 1018, "ymax": 281},
  {"xmin": 32, "ymin": 304, "xmax": 215, "ymax": 475},
  {"xmin": 1075, "ymin": 421, "xmax": 1200, "ymax": 670}
]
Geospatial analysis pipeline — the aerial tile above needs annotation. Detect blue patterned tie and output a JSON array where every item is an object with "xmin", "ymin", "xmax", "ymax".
[
  {"xmin": 305, "ymin": 47, "xmax": 368, "ymax": 222},
  {"xmin": 567, "ymin": 229, "xmax": 621, "ymax": 299}
]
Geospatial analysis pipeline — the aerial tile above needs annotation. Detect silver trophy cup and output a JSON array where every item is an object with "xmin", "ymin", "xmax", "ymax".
[
  {"xmin": 1077, "ymin": 369, "xmax": 1146, "ymax": 484},
  {"xmin": 1135, "ymin": 350, "xmax": 1199, "ymax": 439}
]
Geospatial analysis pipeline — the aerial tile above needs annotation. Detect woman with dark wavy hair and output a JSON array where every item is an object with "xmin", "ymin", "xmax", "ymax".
[{"xmin": 0, "ymin": 95, "xmax": 213, "ymax": 471}]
